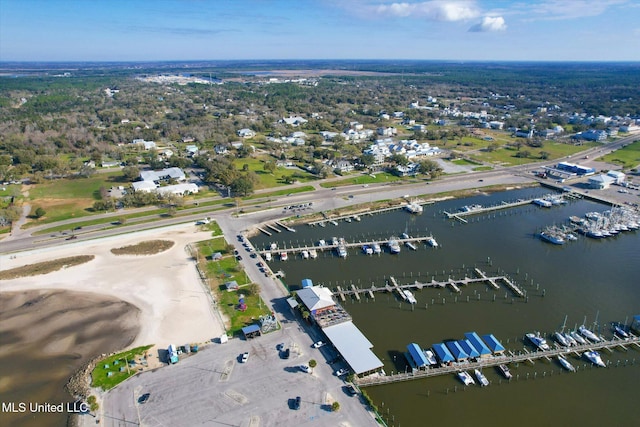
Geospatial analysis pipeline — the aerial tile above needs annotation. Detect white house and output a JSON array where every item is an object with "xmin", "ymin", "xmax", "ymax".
[
  {"xmin": 607, "ymin": 170, "xmax": 625, "ymax": 184},
  {"xmin": 588, "ymin": 174, "xmax": 615, "ymax": 189},
  {"xmin": 139, "ymin": 167, "xmax": 186, "ymax": 183},
  {"xmin": 131, "ymin": 139, "xmax": 156, "ymax": 150},
  {"xmin": 280, "ymin": 116, "xmax": 308, "ymax": 126},
  {"xmin": 237, "ymin": 128, "xmax": 256, "ymax": 138},
  {"xmin": 377, "ymin": 127, "xmax": 397, "ymax": 136}
]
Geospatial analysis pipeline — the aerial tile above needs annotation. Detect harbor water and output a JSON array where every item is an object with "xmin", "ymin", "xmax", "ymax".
[{"xmin": 252, "ymin": 187, "xmax": 640, "ymax": 427}]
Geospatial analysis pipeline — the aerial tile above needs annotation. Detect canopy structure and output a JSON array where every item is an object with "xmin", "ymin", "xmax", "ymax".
[
  {"xmin": 458, "ymin": 339, "xmax": 480, "ymax": 359},
  {"xmin": 432, "ymin": 343, "xmax": 454, "ymax": 363},
  {"xmin": 464, "ymin": 332, "xmax": 492, "ymax": 357},
  {"xmin": 406, "ymin": 343, "xmax": 429, "ymax": 368},
  {"xmin": 445, "ymin": 341, "xmax": 469, "ymax": 361},
  {"xmin": 482, "ymin": 334, "xmax": 506, "ymax": 354}
]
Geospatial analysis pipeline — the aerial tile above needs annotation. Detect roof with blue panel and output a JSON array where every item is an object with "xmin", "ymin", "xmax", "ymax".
[
  {"xmin": 445, "ymin": 341, "xmax": 469, "ymax": 361},
  {"xmin": 481, "ymin": 334, "xmax": 505, "ymax": 353},
  {"xmin": 407, "ymin": 343, "xmax": 429, "ymax": 367},
  {"xmin": 301, "ymin": 278, "xmax": 313, "ymax": 288},
  {"xmin": 458, "ymin": 339, "xmax": 480, "ymax": 358},
  {"xmin": 464, "ymin": 332, "xmax": 492, "ymax": 356},
  {"xmin": 432, "ymin": 343, "xmax": 454, "ymax": 363}
]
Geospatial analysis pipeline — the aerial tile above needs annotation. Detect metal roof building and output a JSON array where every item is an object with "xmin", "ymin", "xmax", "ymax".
[
  {"xmin": 482, "ymin": 334, "xmax": 506, "ymax": 354},
  {"xmin": 445, "ymin": 341, "xmax": 469, "ymax": 361},
  {"xmin": 406, "ymin": 343, "xmax": 429, "ymax": 368},
  {"xmin": 464, "ymin": 332, "xmax": 492, "ymax": 358},
  {"xmin": 458, "ymin": 339, "xmax": 480, "ymax": 359},
  {"xmin": 297, "ymin": 286, "xmax": 336, "ymax": 313},
  {"xmin": 432, "ymin": 343, "xmax": 455, "ymax": 363},
  {"xmin": 323, "ymin": 321, "xmax": 383, "ymax": 376},
  {"xmin": 301, "ymin": 278, "xmax": 313, "ymax": 288}
]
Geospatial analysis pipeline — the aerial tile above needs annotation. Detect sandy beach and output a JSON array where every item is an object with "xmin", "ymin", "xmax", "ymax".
[{"xmin": 0, "ymin": 223, "xmax": 226, "ymax": 349}]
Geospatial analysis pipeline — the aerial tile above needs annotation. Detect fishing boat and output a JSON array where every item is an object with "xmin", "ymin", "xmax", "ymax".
[
  {"xmin": 301, "ymin": 250, "xmax": 309, "ymax": 259},
  {"xmin": 401, "ymin": 290, "xmax": 417, "ymax": 304},
  {"xmin": 497, "ymin": 364, "xmax": 512, "ymax": 379},
  {"xmin": 557, "ymin": 355, "xmax": 575, "ymax": 372},
  {"xmin": 569, "ymin": 331, "xmax": 588, "ymax": 345},
  {"xmin": 474, "ymin": 369, "xmax": 489, "ymax": 387},
  {"xmin": 554, "ymin": 332, "xmax": 570, "ymax": 347},
  {"xmin": 457, "ymin": 371, "xmax": 475, "ymax": 386},
  {"xmin": 387, "ymin": 237, "xmax": 401, "ymax": 254},
  {"xmin": 372, "ymin": 243, "xmax": 382, "ymax": 254},
  {"xmin": 308, "ymin": 249, "xmax": 318, "ymax": 259},
  {"xmin": 539, "ymin": 230, "xmax": 565, "ymax": 245},
  {"xmin": 426, "ymin": 237, "xmax": 438, "ymax": 247},
  {"xmin": 578, "ymin": 325, "xmax": 602, "ymax": 342},
  {"xmin": 280, "ymin": 252, "xmax": 288, "ymax": 261},
  {"xmin": 526, "ymin": 332, "xmax": 550, "ymax": 351},
  {"xmin": 264, "ymin": 252, "xmax": 272, "ymax": 262},
  {"xmin": 583, "ymin": 350, "xmax": 606, "ymax": 367}
]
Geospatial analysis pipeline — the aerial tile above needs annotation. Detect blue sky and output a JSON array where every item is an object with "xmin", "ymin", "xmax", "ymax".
[{"xmin": 1, "ymin": 0, "xmax": 639, "ymax": 61}]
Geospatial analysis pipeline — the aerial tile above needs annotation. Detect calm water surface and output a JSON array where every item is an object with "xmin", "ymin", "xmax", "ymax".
[{"xmin": 252, "ymin": 188, "xmax": 640, "ymax": 427}]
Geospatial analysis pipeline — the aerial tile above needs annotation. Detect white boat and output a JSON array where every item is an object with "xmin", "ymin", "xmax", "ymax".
[
  {"xmin": 372, "ymin": 243, "xmax": 382, "ymax": 254},
  {"xmin": 457, "ymin": 371, "xmax": 475, "ymax": 386},
  {"xmin": 423, "ymin": 350, "xmax": 437, "ymax": 366},
  {"xmin": 331, "ymin": 237, "xmax": 339, "ymax": 246},
  {"xmin": 329, "ymin": 220, "xmax": 338, "ymax": 226},
  {"xmin": 401, "ymin": 290, "xmax": 417, "ymax": 304},
  {"xmin": 563, "ymin": 333, "xmax": 577, "ymax": 346},
  {"xmin": 337, "ymin": 245, "xmax": 348, "ymax": 258},
  {"xmin": 557, "ymin": 355, "xmax": 575, "ymax": 372},
  {"xmin": 405, "ymin": 241, "xmax": 417, "ymax": 250},
  {"xmin": 362, "ymin": 245, "xmax": 373, "ymax": 255},
  {"xmin": 526, "ymin": 333, "xmax": 550, "ymax": 351},
  {"xmin": 578, "ymin": 325, "xmax": 602, "ymax": 342},
  {"xmin": 319, "ymin": 222, "xmax": 326, "ymax": 227},
  {"xmin": 270, "ymin": 243, "xmax": 278, "ymax": 250},
  {"xmin": 533, "ymin": 198, "xmax": 553, "ymax": 207},
  {"xmin": 353, "ymin": 215, "xmax": 361, "ymax": 222},
  {"xmin": 318, "ymin": 239, "xmax": 326, "ymax": 246},
  {"xmin": 497, "ymin": 364, "xmax": 512, "ymax": 379},
  {"xmin": 460, "ymin": 204, "xmax": 483, "ymax": 213},
  {"xmin": 405, "ymin": 200, "xmax": 423, "ymax": 214},
  {"xmin": 565, "ymin": 232, "xmax": 578, "ymax": 241},
  {"xmin": 387, "ymin": 237, "xmax": 401, "ymax": 254},
  {"xmin": 426, "ymin": 237, "xmax": 438, "ymax": 247},
  {"xmin": 401, "ymin": 232, "xmax": 409, "ymax": 239},
  {"xmin": 301, "ymin": 250, "xmax": 309, "ymax": 259},
  {"xmin": 554, "ymin": 332, "xmax": 570, "ymax": 347},
  {"xmin": 474, "ymin": 369, "xmax": 489, "ymax": 387},
  {"xmin": 614, "ymin": 324, "xmax": 629, "ymax": 339},
  {"xmin": 308, "ymin": 249, "xmax": 318, "ymax": 259},
  {"xmin": 570, "ymin": 331, "xmax": 588, "ymax": 345},
  {"xmin": 344, "ymin": 217, "xmax": 352, "ymax": 223},
  {"xmin": 539, "ymin": 231, "xmax": 565, "ymax": 245},
  {"xmin": 583, "ymin": 350, "xmax": 606, "ymax": 367},
  {"xmin": 264, "ymin": 252, "xmax": 272, "ymax": 262},
  {"xmin": 280, "ymin": 252, "xmax": 288, "ymax": 261}
]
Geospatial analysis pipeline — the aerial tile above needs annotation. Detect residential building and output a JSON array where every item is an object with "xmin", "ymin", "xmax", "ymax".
[{"xmin": 237, "ymin": 128, "xmax": 256, "ymax": 138}]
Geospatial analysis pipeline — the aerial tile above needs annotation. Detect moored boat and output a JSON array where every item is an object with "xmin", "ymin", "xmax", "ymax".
[
  {"xmin": 264, "ymin": 252, "xmax": 272, "ymax": 262},
  {"xmin": 563, "ymin": 332, "xmax": 577, "ymax": 346},
  {"xmin": 539, "ymin": 231, "xmax": 565, "ymax": 245},
  {"xmin": 372, "ymin": 243, "xmax": 382, "ymax": 254},
  {"xmin": 526, "ymin": 332, "xmax": 550, "ymax": 351},
  {"xmin": 405, "ymin": 241, "xmax": 417, "ymax": 250},
  {"xmin": 474, "ymin": 369, "xmax": 489, "ymax": 387},
  {"xmin": 402, "ymin": 290, "xmax": 417, "ymax": 304},
  {"xmin": 280, "ymin": 252, "xmax": 288, "ymax": 261},
  {"xmin": 613, "ymin": 324, "xmax": 630, "ymax": 339},
  {"xmin": 387, "ymin": 237, "xmax": 401, "ymax": 254},
  {"xmin": 570, "ymin": 331, "xmax": 588, "ymax": 345},
  {"xmin": 457, "ymin": 371, "xmax": 475, "ymax": 386},
  {"xmin": 405, "ymin": 199, "xmax": 424, "ymax": 214},
  {"xmin": 554, "ymin": 332, "xmax": 570, "ymax": 347},
  {"xmin": 497, "ymin": 364, "xmax": 512, "ymax": 379},
  {"xmin": 362, "ymin": 245, "xmax": 373, "ymax": 255},
  {"xmin": 583, "ymin": 350, "xmax": 606, "ymax": 367},
  {"xmin": 427, "ymin": 237, "xmax": 438, "ymax": 247},
  {"xmin": 578, "ymin": 325, "xmax": 602, "ymax": 342},
  {"xmin": 558, "ymin": 355, "xmax": 575, "ymax": 372},
  {"xmin": 301, "ymin": 250, "xmax": 309, "ymax": 259},
  {"xmin": 308, "ymin": 249, "xmax": 318, "ymax": 259}
]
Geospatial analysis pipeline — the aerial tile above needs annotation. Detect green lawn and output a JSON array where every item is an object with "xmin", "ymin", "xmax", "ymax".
[
  {"xmin": 233, "ymin": 157, "xmax": 318, "ymax": 188},
  {"xmin": 319, "ymin": 172, "xmax": 402, "ymax": 188},
  {"xmin": 466, "ymin": 141, "xmax": 598, "ymax": 166},
  {"xmin": 601, "ymin": 140, "xmax": 640, "ymax": 170},
  {"xmin": 29, "ymin": 171, "xmax": 124, "ymax": 200},
  {"xmin": 217, "ymin": 288, "xmax": 271, "ymax": 335},
  {"xmin": 91, "ymin": 345, "xmax": 153, "ymax": 390}
]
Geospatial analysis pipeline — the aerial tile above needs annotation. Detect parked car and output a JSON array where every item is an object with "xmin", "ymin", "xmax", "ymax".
[
  {"xmin": 282, "ymin": 348, "xmax": 290, "ymax": 359},
  {"xmin": 241, "ymin": 352, "xmax": 249, "ymax": 363},
  {"xmin": 138, "ymin": 393, "xmax": 150, "ymax": 404},
  {"xmin": 344, "ymin": 384, "xmax": 358, "ymax": 396},
  {"xmin": 335, "ymin": 368, "xmax": 348, "ymax": 377},
  {"xmin": 292, "ymin": 396, "xmax": 301, "ymax": 410},
  {"xmin": 312, "ymin": 341, "xmax": 325, "ymax": 348},
  {"xmin": 299, "ymin": 364, "xmax": 311, "ymax": 373}
]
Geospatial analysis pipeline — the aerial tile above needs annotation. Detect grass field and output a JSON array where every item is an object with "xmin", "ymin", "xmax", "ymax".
[
  {"xmin": 91, "ymin": 345, "xmax": 153, "ymax": 390},
  {"xmin": 232, "ymin": 156, "xmax": 318, "ymax": 188},
  {"xmin": 465, "ymin": 140, "xmax": 597, "ymax": 166},
  {"xmin": 319, "ymin": 172, "xmax": 402, "ymax": 188},
  {"xmin": 601, "ymin": 140, "xmax": 640, "ymax": 170}
]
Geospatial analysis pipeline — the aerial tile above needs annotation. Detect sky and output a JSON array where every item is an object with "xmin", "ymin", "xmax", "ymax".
[{"xmin": 1, "ymin": 0, "xmax": 639, "ymax": 62}]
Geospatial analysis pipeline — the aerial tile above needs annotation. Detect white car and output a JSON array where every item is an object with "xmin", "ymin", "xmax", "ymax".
[
  {"xmin": 299, "ymin": 364, "xmax": 311, "ymax": 373},
  {"xmin": 335, "ymin": 368, "xmax": 348, "ymax": 377},
  {"xmin": 312, "ymin": 341, "xmax": 325, "ymax": 348},
  {"xmin": 241, "ymin": 352, "xmax": 249, "ymax": 363}
]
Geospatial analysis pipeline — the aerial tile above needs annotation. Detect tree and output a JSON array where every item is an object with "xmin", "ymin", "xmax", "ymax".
[
  {"xmin": 231, "ymin": 174, "xmax": 255, "ymax": 196},
  {"xmin": 33, "ymin": 207, "xmax": 46, "ymax": 219},
  {"xmin": 331, "ymin": 401, "xmax": 340, "ymax": 412},
  {"xmin": 122, "ymin": 166, "xmax": 140, "ymax": 181},
  {"xmin": 417, "ymin": 159, "xmax": 443, "ymax": 178},
  {"xmin": 389, "ymin": 153, "xmax": 409, "ymax": 166},
  {"xmin": 308, "ymin": 359, "xmax": 317, "ymax": 369},
  {"xmin": 263, "ymin": 160, "xmax": 276, "ymax": 174},
  {"xmin": 539, "ymin": 151, "xmax": 550, "ymax": 160}
]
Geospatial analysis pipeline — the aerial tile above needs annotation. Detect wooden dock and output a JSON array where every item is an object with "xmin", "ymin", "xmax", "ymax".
[
  {"xmin": 257, "ymin": 235, "xmax": 436, "ymax": 255},
  {"xmin": 257, "ymin": 227, "xmax": 272, "ymax": 236},
  {"xmin": 444, "ymin": 196, "xmax": 543, "ymax": 219},
  {"xmin": 355, "ymin": 335, "xmax": 640, "ymax": 387},
  {"xmin": 266, "ymin": 224, "xmax": 281, "ymax": 233},
  {"xmin": 333, "ymin": 269, "xmax": 526, "ymax": 299},
  {"xmin": 275, "ymin": 221, "xmax": 296, "ymax": 232}
]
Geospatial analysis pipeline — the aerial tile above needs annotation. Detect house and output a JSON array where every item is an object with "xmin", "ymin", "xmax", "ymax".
[
  {"xmin": 231, "ymin": 141, "xmax": 244, "ymax": 149},
  {"xmin": 515, "ymin": 128, "xmax": 533, "ymax": 138},
  {"xmin": 280, "ymin": 116, "xmax": 308, "ymax": 126},
  {"xmin": 211, "ymin": 252, "xmax": 223, "ymax": 261},
  {"xmin": 334, "ymin": 160, "xmax": 354, "ymax": 173},
  {"xmin": 214, "ymin": 145, "xmax": 228, "ymax": 155},
  {"xmin": 237, "ymin": 128, "xmax": 256, "ymax": 138},
  {"xmin": 574, "ymin": 129, "xmax": 607, "ymax": 142},
  {"xmin": 489, "ymin": 121, "xmax": 504, "ymax": 130},
  {"xmin": 185, "ymin": 145, "xmax": 199, "ymax": 156},
  {"xmin": 155, "ymin": 183, "xmax": 199, "ymax": 196},
  {"xmin": 606, "ymin": 170, "xmax": 625, "ymax": 184},
  {"xmin": 377, "ymin": 127, "xmax": 397, "ymax": 136},
  {"xmin": 131, "ymin": 139, "xmax": 156, "ymax": 150},
  {"xmin": 412, "ymin": 124, "xmax": 426, "ymax": 132},
  {"xmin": 320, "ymin": 131, "xmax": 338, "ymax": 141},
  {"xmin": 139, "ymin": 167, "xmax": 186, "ymax": 183}
]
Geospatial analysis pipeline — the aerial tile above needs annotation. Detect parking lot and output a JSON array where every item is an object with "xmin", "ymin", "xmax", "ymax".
[{"xmin": 101, "ymin": 323, "xmax": 376, "ymax": 427}]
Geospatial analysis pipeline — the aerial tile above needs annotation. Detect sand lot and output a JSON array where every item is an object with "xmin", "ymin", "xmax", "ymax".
[{"xmin": 0, "ymin": 223, "xmax": 225, "ymax": 349}]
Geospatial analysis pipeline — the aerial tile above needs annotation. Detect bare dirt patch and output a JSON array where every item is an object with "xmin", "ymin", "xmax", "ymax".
[
  {"xmin": 110, "ymin": 239, "xmax": 175, "ymax": 256},
  {"xmin": 0, "ymin": 255, "xmax": 94, "ymax": 280}
]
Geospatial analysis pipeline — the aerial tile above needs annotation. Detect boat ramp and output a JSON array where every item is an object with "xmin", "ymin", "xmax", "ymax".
[
  {"xmin": 333, "ymin": 269, "xmax": 526, "ymax": 301},
  {"xmin": 355, "ymin": 335, "xmax": 640, "ymax": 387}
]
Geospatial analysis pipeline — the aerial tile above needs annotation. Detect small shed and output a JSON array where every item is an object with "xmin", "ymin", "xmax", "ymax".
[
  {"xmin": 225, "ymin": 280, "xmax": 239, "ymax": 291},
  {"xmin": 301, "ymin": 278, "xmax": 313, "ymax": 288},
  {"xmin": 241, "ymin": 324, "xmax": 261, "ymax": 339},
  {"xmin": 211, "ymin": 252, "xmax": 223, "ymax": 261}
]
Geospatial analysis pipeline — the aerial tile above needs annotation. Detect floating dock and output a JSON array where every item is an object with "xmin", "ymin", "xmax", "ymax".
[
  {"xmin": 355, "ymin": 335, "xmax": 640, "ymax": 387},
  {"xmin": 257, "ymin": 235, "xmax": 436, "ymax": 255},
  {"xmin": 444, "ymin": 196, "xmax": 554, "ymax": 220}
]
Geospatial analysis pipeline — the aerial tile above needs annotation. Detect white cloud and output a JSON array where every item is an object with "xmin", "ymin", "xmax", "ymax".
[
  {"xmin": 515, "ymin": 0, "xmax": 629, "ymax": 21},
  {"xmin": 374, "ymin": 1, "xmax": 480, "ymax": 21},
  {"xmin": 468, "ymin": 16, "xmax": 507, "ymax": 32}
]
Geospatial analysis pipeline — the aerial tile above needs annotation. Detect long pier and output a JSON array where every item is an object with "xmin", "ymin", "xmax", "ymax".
[
  {"xmin": 355, "ymin": 335, "xmax": 640, "ymax": 387},
  {"xmin": 257, "ymin": 235, "xmax": 435, "ymax": 255},
  {"xmin": 308, "ymin": 201, "xmax": 431, "ymax": 226},
  {"xmin": 333, "ymin": 269, "xmax": 525, "ymax": 300},
  {"xmin": 444, "ymin": 195, "xmax": 555, "ymax": 219}
]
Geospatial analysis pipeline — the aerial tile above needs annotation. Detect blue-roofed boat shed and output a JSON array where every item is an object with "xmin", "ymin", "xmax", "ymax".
[
  {"xmin": 445, "ymin": 341, "xmax": 469, "ymax": 361},
  {"xmin": 482, "ymin": 334, "xmax": 505, "ymax": 354},
  {"xmin": 407, "ymin": 343, "xmax": 429, "ymax": 368},
  {"xmin": 301, "ymin": 278, "xmax": 313, "ymax": 288},
  {"xmin": 464, "ymin": 332, "xmax": 492, "ymax": 358},
  {"xmin": 432, "ymin": 343, "xmax": 454, "ymax": 363},
  {"xmin": 458, "ymin": 339, "xmax": 480, "ymax": 359}
]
